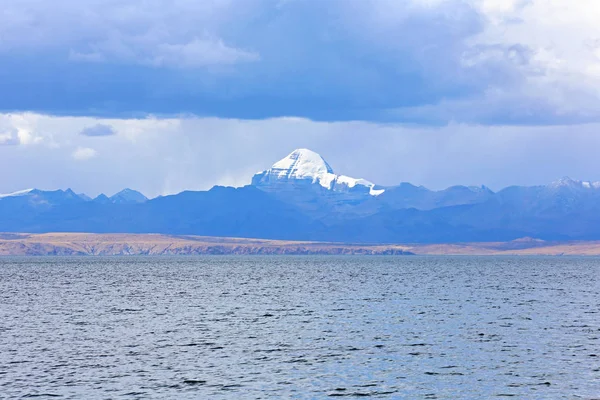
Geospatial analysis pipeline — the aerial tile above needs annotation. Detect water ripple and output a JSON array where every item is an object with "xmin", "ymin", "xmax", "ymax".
[{"xmin": 0, "ymin": 256, "xmax": 598, "ymax": 399}]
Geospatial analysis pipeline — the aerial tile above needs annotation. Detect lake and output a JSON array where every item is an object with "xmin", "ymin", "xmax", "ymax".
[{"xmin": 0, "ymin": 256, "xmax": 598, "ymax": 399}]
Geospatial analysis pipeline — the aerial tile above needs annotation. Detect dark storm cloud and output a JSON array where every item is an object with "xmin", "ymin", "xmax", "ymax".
[{"xmin": 0, "ymin": 0, "xmax": 596, "ymax": 125}]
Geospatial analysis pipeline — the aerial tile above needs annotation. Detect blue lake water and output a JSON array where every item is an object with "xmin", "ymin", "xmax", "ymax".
[{"xmin": 0, "ymin": 256, "xmax": 599, "ymax": 399}]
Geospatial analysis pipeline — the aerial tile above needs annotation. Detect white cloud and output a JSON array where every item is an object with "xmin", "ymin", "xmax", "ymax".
[
  {"xmin": 462, "ymin": 0, "xmax": 600, "ymax": 118},
  {"xmin": 72, "ymin": 147, "xmax": 97, "ymax": 161},
  {"xmin": 0, "ymin": 129, "xmax": 19, "ymax": 146},
  {"xmin": 17, "ymin": 129, "xmax": 44, "ymax": 146},
  {"xmin": 0, "ymin": 114, "xmax": 45, "ymax": 145}
]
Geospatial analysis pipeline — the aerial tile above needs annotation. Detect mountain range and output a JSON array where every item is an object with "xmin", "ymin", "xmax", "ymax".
[{"xmin": 2, "ymin": 148, "xmax": 600, "ymax": 243}]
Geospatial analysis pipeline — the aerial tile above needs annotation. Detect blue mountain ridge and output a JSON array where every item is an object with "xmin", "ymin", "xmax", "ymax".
[{"xmin": 1, "ymin": 150, "xmax": 600, "ymax": 243}]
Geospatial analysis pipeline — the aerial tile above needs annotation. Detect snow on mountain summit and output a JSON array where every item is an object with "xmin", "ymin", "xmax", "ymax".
[
  {"xmin": 0, "ymin": 188, "xmax": 35, "ymax": 199},
  {"xmin": 549, "ymin": 177, "xmax": 600, "ymax": 190},
  {"xmin": 270, "ymin": 148, "xmax": 334, "ymax": 179},
  {"xmin": 252, "ymin": 149, "xmax": 384, "ymax": 196}
]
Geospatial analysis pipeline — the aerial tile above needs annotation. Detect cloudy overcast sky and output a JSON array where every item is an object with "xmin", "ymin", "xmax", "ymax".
[{"xmin": 1, "ymin": 0, "xmax": 600, "ymax": 197}]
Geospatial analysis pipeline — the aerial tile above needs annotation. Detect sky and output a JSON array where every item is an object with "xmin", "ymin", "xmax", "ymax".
[{"xmin": 1, "ymin": 0, "xmax": 600, "ymax": 197}]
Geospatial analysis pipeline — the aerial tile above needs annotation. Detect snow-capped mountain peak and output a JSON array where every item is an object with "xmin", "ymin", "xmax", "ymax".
[
  {"xmin": 0, "ymin": 188, "xmax": 35, "ymax": 199},
  {"xmin": 252, "ymin": 149, "xmax": 384, "ymax": 196},
  {"xmin": 549, "ymin": 177, "xmax": 600, "ymax": 190},
  {"xmin": 269, "ymin": 148, "xmax": 334, "ymax": 179}
]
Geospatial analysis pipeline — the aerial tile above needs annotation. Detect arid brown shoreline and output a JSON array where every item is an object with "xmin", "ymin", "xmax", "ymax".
[{"xmin": 1, "ymin": 233, "xmax": 600, "ymax": 256}]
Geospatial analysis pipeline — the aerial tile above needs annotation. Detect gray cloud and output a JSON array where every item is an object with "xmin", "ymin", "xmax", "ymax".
[
  {"xmin": 80, "ymin": 124, "xmax": 116, "ymax": 137},
  {"xmin": 0, "ymin": 0, "xmax": 260, "ymax": 69},
  {"xmin": 69, "ymin": 36, "xmax": 259, "ymax": 69}
]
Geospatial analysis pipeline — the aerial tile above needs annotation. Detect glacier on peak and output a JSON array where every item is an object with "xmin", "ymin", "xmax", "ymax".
[{"xmin": 251, "ymin": 148, "xmax": 384, "ymax": 196}]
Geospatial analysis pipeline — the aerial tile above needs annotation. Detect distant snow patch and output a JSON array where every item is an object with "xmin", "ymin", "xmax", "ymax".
[{"xmin": 0, "ymin": 188, "xmax": 34, "ymax": 199}]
